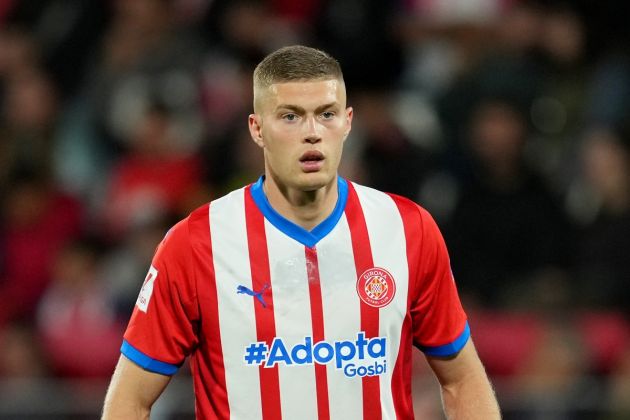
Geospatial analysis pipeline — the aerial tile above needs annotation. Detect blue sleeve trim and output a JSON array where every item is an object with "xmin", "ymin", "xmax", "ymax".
[
  {"xmin": 419, "ymin": 321, "xmax": 471, "ymax": 357},
  {"xmin": 121, "ymin": 340, "xmax": 180, "ymax": 375}
]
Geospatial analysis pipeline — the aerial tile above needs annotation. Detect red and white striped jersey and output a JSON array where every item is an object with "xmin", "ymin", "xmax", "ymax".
[{"xmin": 122, "ymin": 176, "xmax": 469, "ymax": 420}]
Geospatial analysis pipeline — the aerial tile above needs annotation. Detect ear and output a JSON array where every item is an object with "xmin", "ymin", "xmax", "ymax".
[
  {"xmin": 343, "ymin": 107, "xmax": 353, "ymax": 142},
  {"xmin": 248, "ymin": 114, "xmax": 264, "ymax": 148}
]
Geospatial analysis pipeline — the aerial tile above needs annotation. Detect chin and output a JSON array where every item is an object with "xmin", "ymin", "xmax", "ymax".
[{"xmin": 295, "ymin": 172, "xmax": 334, "ymax": 191}]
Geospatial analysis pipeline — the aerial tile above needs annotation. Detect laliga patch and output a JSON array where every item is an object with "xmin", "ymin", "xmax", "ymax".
[
  {"xmin": 136, "ymin": 265, "xmax": 158, "ymax": 313},
  {"xmin": 357, "ymin": 267, "xmax": 396, "ymax": 308}
]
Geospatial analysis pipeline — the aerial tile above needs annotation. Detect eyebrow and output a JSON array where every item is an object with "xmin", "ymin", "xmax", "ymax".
[{"xmin": 275, "ymin": 102, "xmax": 339, "ymax": 114}]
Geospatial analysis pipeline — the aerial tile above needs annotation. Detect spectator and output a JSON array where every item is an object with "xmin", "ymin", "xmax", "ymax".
[
  {"xmin": 354, "ymin": 90, "xmax": 432, "ymax": 199},
  {"xmin": 445, "ymin": 97, "xmax": 569, "ymax": 307},
  {"xmin": 0, "ymin": 170, "xmax": 83, "ymax": 327},
  {"xmin": 36, "ymin": 239, "xmax": 124, "ymax": 378},
  {"xmin": 100, "ymin": 103, "xmax": 205, "ymax": 240},
  {"xmin": 607, "ymin": 346, "xmax": 630, "ymax": 420},
  {"xmin": 78, "ymin": 0, "xmax": 205, "ymax": 159},
  {"xmin": 0, "ymin": 66, "xmax": 58, "ymax": 192},
  {"xmin": 508, "ymin": 319, "xmax": 602, "ymax": 419},
  {"xmin": 567, "ymin": 127, "xmax": 630, "ymax": 311},
  {"xmin": 0, "ymin": 321, "xmax": 48, "ymax": 378}
]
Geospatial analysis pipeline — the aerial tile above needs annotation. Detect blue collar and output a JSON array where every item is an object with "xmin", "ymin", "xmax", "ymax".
[{"xmin": 249, "ymin": 176, "xmax": 348, "ymax": 248}]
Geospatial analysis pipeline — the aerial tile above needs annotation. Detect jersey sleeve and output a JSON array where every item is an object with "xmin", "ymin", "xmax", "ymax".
[
  {"xmin": 411, "ymin": 207, "xmax": 469, "ymax": 357},
  {"xmin": 121, "ymin": 218, "xmax": 200, "ymax": 375}
]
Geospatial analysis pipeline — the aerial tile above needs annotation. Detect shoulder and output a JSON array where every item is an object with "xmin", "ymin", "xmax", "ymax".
[
  {"xmin": 153, "ymin": 216, "xmax": 193, "ymax": 263},
  {"xmin": 167, "ymin": 184, "xmax": 251, "ymax": 247},
  {"xmin": 186, "ymin": 184, "xmax": 249, "ymax": 223},
  {"xmin": 348, "ymin": 180, "xmax": 434, "ymax": 229}
]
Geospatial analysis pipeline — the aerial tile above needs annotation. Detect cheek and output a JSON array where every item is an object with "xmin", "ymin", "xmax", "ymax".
[
  {"xmin": 333, "ymin": 143, "xmax": 345, "ymax": 162},
  {"xmin": 263, "ymin": 124, "xmax": 292, "ymax": 146},
  {"xmin": 331, "ymin": 131, "xmax": 346, "ymax": 151},
  {"xmin": 263, "ymin": 132, "xmax": 294, "ymax": 166}
]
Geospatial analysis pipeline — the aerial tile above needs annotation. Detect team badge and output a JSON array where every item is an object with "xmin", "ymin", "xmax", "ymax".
[{"xmin": 356, "ymin": 267, "xmax": 396, "ymax": 308}]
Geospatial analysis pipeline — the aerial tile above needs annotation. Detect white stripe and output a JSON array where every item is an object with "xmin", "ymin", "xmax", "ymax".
[
  {"xmin": 354, "ymin": 184, "xmax": 409, "ymax": 420},
  {"xmin": 264, "ymin": 222, "xmax": 319, "ymax": 418},
  {"xmin": 318, "ymin": 215, "xmax": 364, "ymax": 419},
  {"xmin": 211, "ymin": 189, "xmax": 262, "ymax": 420}
]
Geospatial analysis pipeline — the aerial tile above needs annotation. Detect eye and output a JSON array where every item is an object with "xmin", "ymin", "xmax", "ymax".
[
  {"xmin": 321, "ymin": 111, "xmax": 335, "ymax": 119},
  {"xmin": 282, "ymin": 113, "xmax": 299, "ymax": 121}
]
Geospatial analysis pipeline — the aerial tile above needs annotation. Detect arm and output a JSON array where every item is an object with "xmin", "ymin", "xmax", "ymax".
[
  {"xmin": 102, "ymin": 355, "xmax": 171, "ymax": 420},
  {"xmin": 426, "ymin": 339, "xmax": 501, "ymax": 419}
]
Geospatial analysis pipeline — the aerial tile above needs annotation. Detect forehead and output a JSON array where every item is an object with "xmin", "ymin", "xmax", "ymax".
[{"xmin": 264, "ymin": 79, "xmax": 346, "ymax": 109}]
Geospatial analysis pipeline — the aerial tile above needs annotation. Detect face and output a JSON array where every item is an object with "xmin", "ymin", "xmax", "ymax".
[{"xmin": 249, "ymin": 79, "xmax": 353, "ymax": 192}]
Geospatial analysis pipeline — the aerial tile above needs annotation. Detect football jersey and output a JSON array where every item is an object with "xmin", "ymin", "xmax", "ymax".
[{"xmin": 122, "ymin": 176, "xmax": 470, "ymax": 420}]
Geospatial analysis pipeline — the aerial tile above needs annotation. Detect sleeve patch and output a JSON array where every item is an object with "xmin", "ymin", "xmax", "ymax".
[{"xmin": 136, "ymin": 265, "xmax": 158, "ymax": 313}]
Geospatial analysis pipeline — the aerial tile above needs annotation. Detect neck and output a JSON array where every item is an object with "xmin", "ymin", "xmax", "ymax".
[{"xmin": 262, "ymin": 175, "xmax": 339, "ymax": 231}]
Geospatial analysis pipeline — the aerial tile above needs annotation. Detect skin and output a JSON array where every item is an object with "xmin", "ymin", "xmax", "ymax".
[
  {"xmin": 102, "ymin": 355, "xmax": 169, "ymax": 419},
  {"xmin": 101, "ymin": 77, "xmax": 500, "ymax": 420},
  {"xmin": 428, "ymin": 340, "xmax": 502, "ymax": 419},
  {"xmin": 249, "ymin": 78, "xmax": 352, "ymax": 230}
]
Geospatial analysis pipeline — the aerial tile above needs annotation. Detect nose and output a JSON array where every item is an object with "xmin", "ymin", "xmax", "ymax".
[{"xmin": 303, "ymin": 116, "xmax": 321, "ymax": 144}]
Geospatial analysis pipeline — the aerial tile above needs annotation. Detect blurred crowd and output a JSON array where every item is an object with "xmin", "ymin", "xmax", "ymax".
[{"xmin": 0, "ymin": 0, "xmax": 629, "ymax": 418}]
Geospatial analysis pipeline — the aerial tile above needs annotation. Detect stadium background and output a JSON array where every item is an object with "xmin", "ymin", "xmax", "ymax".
[{"xmin": 0, "ymin": 0, "xmax": 629, "ymax": 418}]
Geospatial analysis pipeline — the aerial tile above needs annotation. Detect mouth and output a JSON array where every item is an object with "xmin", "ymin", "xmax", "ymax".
[{"xmin": 299, "ymin": 151, "xmax": 325, "ymax": 172}]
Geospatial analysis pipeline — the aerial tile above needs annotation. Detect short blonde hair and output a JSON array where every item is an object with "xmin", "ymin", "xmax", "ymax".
[{"xmin": 253, "ymin": 45, "xmax": 344, "ymax": 111}]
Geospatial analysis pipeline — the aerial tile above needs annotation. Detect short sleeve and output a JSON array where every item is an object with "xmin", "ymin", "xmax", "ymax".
[
  {"xmin": 121, "ymin": 218, "xmax": 200, "ymax": 375},
  {"xmin": 411, "ymin": 208, "xmax": 469, "ymax": 357}
]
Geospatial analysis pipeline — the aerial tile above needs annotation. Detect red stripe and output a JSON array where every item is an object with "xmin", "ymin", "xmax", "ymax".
[
  {"xmin": 345, "ymin": 183, "xmax": 382, "ymax": 420},
  {"xmin": 244, "ymin": 187, "xmax": 282, "ymax": 420},
  {"xmin": 305, "ymin": 246, "xmax": 331, "ymax": 420},
  {"xmin": 390, "ymin": 195, "xmax": 423, "ymax": 419},
  {"xmin": 188, "ymin": 204, "xmax": 230, "ymax": 418}
]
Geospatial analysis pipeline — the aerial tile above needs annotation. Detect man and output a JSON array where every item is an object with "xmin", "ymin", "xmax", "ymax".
[{"xmin": 102, "ymin": 45, "xmax": 501, "ymax": 419}]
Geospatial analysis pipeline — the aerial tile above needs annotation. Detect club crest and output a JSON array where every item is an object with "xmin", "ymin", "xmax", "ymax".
[{"xmin": 356, "ymin": 267, "xmax": 396, "ymax": 308}]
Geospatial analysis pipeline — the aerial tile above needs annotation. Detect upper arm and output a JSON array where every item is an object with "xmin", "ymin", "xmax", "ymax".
[
  {"xmin": 426, "ymin": 339, "xmax": 501, "ymax": 418},
  {"xmin": 102, "ymin": 355, "xmax": 172, "ymax": 419},
  {"xmin": 425, "ymin": 339, "xmax": 486, "ymax": 388}
]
